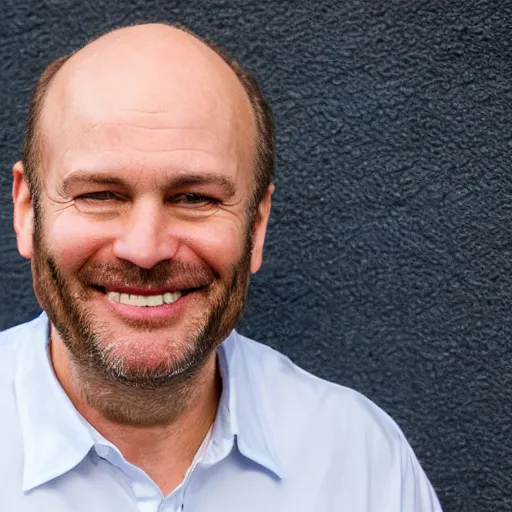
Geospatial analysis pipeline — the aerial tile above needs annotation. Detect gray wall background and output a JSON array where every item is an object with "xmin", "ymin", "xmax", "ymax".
[{"xmin": 1, "ymin": 1, "xmax": 511, "ymax": 510}]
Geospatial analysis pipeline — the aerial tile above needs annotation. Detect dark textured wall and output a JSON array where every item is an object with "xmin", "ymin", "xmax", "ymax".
[{"xmin": 1, "ymin": 1, "xmax": 511, "ymax": 510}]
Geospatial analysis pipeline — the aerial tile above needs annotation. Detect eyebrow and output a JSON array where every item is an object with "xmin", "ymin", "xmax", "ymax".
[{"xmin": 60, "ymin": 171, "xmax": 237, "ymax": 198}]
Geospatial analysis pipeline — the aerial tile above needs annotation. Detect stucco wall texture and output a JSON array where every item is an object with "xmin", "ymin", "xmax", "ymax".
[{"xmin": 1, "ymin": 1, "xmax": 511, "ymax": 510}]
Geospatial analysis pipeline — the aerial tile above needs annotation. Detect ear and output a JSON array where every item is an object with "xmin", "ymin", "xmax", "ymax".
[
  {"xmin": 12, "ymin": 161, "xmax": 35, "ymax": 259},
  {"xmin": 250, "ymin": 184, "xmax": 274, "ymax": 274}
]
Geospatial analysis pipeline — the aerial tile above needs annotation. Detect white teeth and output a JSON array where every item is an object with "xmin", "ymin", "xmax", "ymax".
[
  {"xmin": 107, "ymin": 291, "xmax": 182, "ymax": 307},
  {"xmin": 149, "ymin": 295, "xmax": 163, "ymax": 307},
  {"xmin": 163, "ymin": 292, "xmax": 181, "ymax": 304},
  {"xmin": 107, "ymin": 291, "xmax": 120, "ymax": 302}
]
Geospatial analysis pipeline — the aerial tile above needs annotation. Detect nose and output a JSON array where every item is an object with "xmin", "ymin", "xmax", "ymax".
[{"xmin": 113, "ymin": 200, "xmax": 179, "ymax": 269}]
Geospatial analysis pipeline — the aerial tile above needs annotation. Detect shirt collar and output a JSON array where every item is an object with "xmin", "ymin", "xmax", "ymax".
[
  {"xmin": 14, "ymin": 313, "xmax": 283, "ymax": 492},
  {"xmin": 213, "ymin": 331, "xmax": 284, "ymax": 479}
]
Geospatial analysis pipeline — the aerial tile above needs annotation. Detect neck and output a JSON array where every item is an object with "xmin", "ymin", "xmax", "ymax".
[{"xmin": 50, "ymin": 329, "xmax": 222, "ymax": 495}]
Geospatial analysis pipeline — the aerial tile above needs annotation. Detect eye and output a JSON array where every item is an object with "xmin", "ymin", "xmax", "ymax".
[
  {"xmin": 169, "ymin": 193, "xmax": 219, "ymax": 206},
  {"xmin": 75, "ymin": 191, "xmax": 121, "ymax": 202}
]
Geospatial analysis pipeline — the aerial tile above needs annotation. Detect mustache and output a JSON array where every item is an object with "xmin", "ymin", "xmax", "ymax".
[{"xmin": 78, "ymin": 260, "xmax": 217, "ymax": 291}]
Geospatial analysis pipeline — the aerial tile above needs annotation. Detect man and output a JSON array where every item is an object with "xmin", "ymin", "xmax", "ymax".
[{"xmin": 1, "ymin": 22, "xmax": 443, "ymax": 511}]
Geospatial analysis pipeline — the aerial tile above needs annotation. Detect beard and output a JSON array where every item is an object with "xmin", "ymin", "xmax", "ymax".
[{"xmin": 31, "ymin": 223, "xmax": 253, "ymax": 425}]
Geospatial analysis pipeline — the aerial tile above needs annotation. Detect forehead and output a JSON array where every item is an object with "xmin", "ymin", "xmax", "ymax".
[{"xmin": 39, "ymin": 30, "xmax": 256, "ymax": 188}]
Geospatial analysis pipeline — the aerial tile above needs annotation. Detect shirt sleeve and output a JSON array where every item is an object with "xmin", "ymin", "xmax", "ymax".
[{"xmin": 397, "ymin": 436, "xmax": 444, "ymax": 512}]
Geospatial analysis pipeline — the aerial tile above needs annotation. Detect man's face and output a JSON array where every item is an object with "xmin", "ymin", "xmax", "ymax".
[{"xmin": 14, "ymin": 35, "xmax": 272, "ymax": 386}]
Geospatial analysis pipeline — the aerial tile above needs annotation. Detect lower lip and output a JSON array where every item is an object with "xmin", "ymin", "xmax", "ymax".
[{"xmin": 101, "ymin": 292, "xmax": 191, "ymax": 321}]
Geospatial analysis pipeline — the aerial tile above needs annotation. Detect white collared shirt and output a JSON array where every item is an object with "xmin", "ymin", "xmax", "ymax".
[{"xmin": 0, "ymin": 313, "xmax": 443, "ymax": 511}]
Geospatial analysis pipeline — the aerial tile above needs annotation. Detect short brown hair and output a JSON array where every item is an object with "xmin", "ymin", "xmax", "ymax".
[{"xmin": 22, "ymin": 25, "xmax": 275, "ymax": 216}]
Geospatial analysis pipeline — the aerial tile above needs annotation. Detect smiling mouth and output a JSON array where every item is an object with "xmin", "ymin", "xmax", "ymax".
[{"xmin": 92, "ymin": 285, "xmax": 201, "ymax": 308}]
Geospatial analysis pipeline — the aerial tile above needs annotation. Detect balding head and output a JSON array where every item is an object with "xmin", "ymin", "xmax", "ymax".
[{"xmin": 23, "ymin": 23, "xmax": 274, "ymax": 216}]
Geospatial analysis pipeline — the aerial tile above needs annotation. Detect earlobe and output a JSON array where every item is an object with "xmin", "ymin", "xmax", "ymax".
[
  {"xmin": 250, "ymin": 184, "xmax": 274, "ymax": 274},
  {"xmin": 12, "ymin": 161, "xmax": 35, "ymax": 259}
]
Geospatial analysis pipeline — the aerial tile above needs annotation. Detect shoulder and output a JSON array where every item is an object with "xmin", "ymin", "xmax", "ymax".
[
  {"xmin": 0, "ymin": 314, "xmax": 45, "ymax": 345},
  {"xmin": 0, "ymin": 321, "xmax": 29, "ymax": 376},
  {"xmin": 234, "ymin": 332, "xmax": 408, "ymax": 459},
  {"xmin": 236, "ymin": 333, "xmax": 397, "ymax": 426},
  {"xmin": 0, "ymin": 319, "xmax": 36, "ymax": 439},
  {"xmin": 0, "ymin": 316, "xmax": 44, "ymax": 397},
  {"xmin": 0, "ymin": 320, "xmax": 42, "ymax": 501},
  {"xmin": 233, "ymin": 334, "xmax": 442, "ymax": 510}
]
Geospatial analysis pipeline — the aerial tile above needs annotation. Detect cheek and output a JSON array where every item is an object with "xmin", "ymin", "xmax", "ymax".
[
  {"xmin": 173, "ymin": 218, "xmax": 248, "ymax": 273},
  {"xmin": 43, "ymin": 214, "xmax": 114, "ymax": 270}
]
